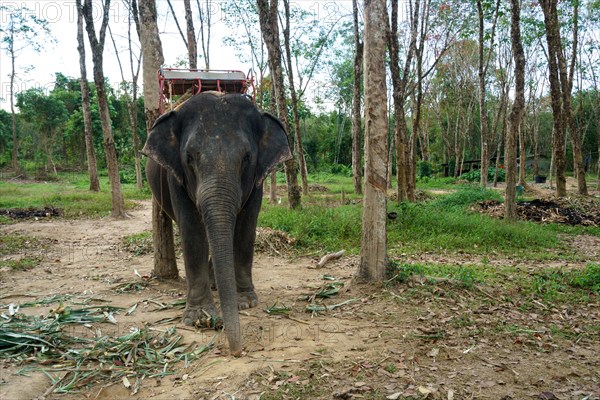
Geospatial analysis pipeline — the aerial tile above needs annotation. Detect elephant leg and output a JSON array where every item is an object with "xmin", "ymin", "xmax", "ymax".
[
  {"xmin": 169, "ymin": 181, "xmax": 218, "ymax": 327},
  {"xmin": 234, "ymin": 186, "xmax": 263, "ymax": 310}
]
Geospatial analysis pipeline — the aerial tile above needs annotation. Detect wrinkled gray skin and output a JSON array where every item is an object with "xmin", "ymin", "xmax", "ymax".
[{"xmin": 143, "ymin": 93, "xmax": 292, "ymax": 356}]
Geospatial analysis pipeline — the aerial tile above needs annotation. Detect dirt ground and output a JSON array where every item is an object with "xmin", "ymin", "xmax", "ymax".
[{"xmin": 1, "ymin": 195, "xmax": 599, "ymax": 399}]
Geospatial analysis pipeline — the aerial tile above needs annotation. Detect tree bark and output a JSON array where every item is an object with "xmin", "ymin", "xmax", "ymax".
[
  {"xmin": 283, "ymin": 0, "xmax": 308, "ymax": 196},
  {"xmin": 76, "ymin": 1, "xmax": 100, "ymax": 192},
  {"xmin": 506, "ymin": 0, "xmax": 525, "ymax": 221},
  {"xmin": 351, "ymin": 0, "xmax": 363, "ymax": 195},
  {"xmin": 518, "ymin": 120, "xmax": 527, "ymax": 187},
  {"xmin": 82, "ymin": 0, "xmax": 125, "ymax": 218},
  {"xmin": 257, "ymin": 0, "xmax": 301, "ymax": 209},
  {"xmin": 359, "ymin": 0, "xmax": 388, "ymax": 282},
  {"xmin": 138, "ymin": 0, "xmax": 178, "ymax": 279}
]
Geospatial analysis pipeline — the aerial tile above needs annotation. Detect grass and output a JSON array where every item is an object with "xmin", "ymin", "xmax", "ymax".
[
  {"xmin": 0, "ymin": 172, "xmax": 150, "ymax": 219},
  {"xmin": 260, "ymin": 184, "xmax": 593, "ymax": 260},
  {"xmin": 0, "ymin": 234, "xmax": 45, "ymax": 271},
  {"xmin": 2, "ymin": 172, "xmax": 596, "ymax": 263}
]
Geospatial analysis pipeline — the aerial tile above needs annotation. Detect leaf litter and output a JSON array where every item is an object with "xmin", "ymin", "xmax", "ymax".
[{"xmin": 0, "ymin": 299, "xmax": 214, "ymax": 394}]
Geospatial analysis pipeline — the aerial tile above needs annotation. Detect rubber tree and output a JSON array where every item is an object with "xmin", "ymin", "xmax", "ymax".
[
  {"xmin": 505, "ymin": 0, "xmax": 526, "ymax": 221},
  {"xmin": 359, "ymin": 0, "xmax": 389, "ymax": 282},
  {"xmin": 75, "ymin": 0, "xmax": 100, "ymax": 191},
  {"xmin": 137, "ymin": 0, "xmax": 178, "ymax": 279},
  {"xmin": 82, "ymin": 0, "xmax": 126, "ymax": 218},
  {"xmin": 256, "ymin": 0, "xmax": 302, "ymax": 209}
]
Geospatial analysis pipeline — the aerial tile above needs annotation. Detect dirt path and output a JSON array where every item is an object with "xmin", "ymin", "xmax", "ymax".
[{"xmin": 1, "ymin": 201, "xmax": 599, "ymax": 399}]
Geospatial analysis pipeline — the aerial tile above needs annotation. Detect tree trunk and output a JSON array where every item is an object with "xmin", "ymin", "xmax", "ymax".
[
  {"xmin": 9, "ymin": 26, "xmax": 19, "ymax": 175},
  {"xmin": 82, "ymin": 0, "xmax": 125, "ymax": 219},
  {"xmin": 197, "ymin": 0, "xmax": 211, "ymax": 69},
  {"xmin": 138, "ymin": 0, "xmax": 178, "ymax": 279},
  {"xmin": 283, "ymin": 0, "xmax": 308, "ymax": 196},
  {"xmin": 387, "ymin": 0, "xmax": 418, "ymax": 203},
  {"xmin": 506, "ymin": 0, "xmax": 525, "ymax": 221},
  {"xmin": 359, "ymin": 0, "xmax": 388, "ymax": 282},
  {"xmin": 540, "ymin": 0, "xmax": 567, "ymax": 197},
  {"xmin": 76, "ymin": 1, "xmax": 100, "ymax": 192},
  {"xmin": 518, "ymin": 120, "xmax": 527, "ymax": 187},
  {"xmin": 387, "ymin": 133, "xmax": 395, "ymax": 190},
  {"xmin": 351, "ymin": 0, "xmax": 363, "ymax": 195},
  {"xmin": 257, "ymin": 0, "xmax": 301, "ymax": 209},
  {"xmin": 268, "ymin": 82, "xmax": 278, "ymax": 204},
  {"xmin": 109, "ymin": 3, "xmax": 143, "ymax": 191},
  {"xmin": 476, "ymin": 0, "xmax": 500, "ymax": 188},
  {"xmin": 184, "ymin": 0, "xmax": 197, "ymax": 69}
]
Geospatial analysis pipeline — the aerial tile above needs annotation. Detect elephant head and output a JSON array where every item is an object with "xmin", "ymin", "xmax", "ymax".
[{"xmin": 142, "ymin": 93, "xmax": 292, "ymax": 355}]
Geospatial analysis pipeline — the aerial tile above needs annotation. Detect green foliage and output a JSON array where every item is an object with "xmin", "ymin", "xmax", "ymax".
[
  {"xmin": 430, "ymin": 185, "xmax": 502, "ymax": 209},
  {"xmin": 460, "ymin": 167, "xmax": 506, "ymax": 183},
  {"xmin": 259, "ymin": 203, "xmax": 362, "ymax": 252},
  {"xmin": 528, "ymin": 264, "xmax": 600, "ymax": 302},
  {"xmin": 386, "ymin": 261, "xmax": 425, "ymax": 283},
  {"xmin": 418, "ymin": 160, "xmax": 434, "ymax": 178}
]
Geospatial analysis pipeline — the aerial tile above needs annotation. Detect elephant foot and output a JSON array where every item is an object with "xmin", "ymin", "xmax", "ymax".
[
  {"xmin": 182, "ymin": 304, "xmax": 223, "ymax": 329},
  {"xmin": 238, "ymin": 290, "xmax": 258, "ymax": 310}
]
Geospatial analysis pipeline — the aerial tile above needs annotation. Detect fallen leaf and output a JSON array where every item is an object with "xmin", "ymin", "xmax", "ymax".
[
  {"xmin": 419, "ymin": 386, "xmax": 434, "ymax": 395},
  {"xmin": 427, "ymin": 348, "xmax": 439, "ymax": 357},
  {"xmin": 387, "ymin": 393, "xmax": 402, "ymax": 400},
  {"xmin": 448, "ymin": 389, "xmax": 454, "ymax": 400},
  {"xmin": 122, "ymin": 376, "xmax": 131, "ymax": 389}
]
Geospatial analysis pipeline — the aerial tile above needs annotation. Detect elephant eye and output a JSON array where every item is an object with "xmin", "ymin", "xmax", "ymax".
[{"xmin": 187, "ymin": 153, "xmax": 194, "ymax": 164}]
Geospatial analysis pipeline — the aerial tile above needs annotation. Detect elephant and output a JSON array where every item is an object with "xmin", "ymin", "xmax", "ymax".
[{"xmin": 142, "ymin": 92, "xmax": 292, "ymax": 356}]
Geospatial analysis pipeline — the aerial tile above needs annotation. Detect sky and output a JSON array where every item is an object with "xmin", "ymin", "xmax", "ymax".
[{"xmin": 0, "ymin": 1, "xmax": 355, "ymax": 112}]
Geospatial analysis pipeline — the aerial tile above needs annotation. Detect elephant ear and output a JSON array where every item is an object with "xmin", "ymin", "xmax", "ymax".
[
  {"xmin": 256, "ymin": 113, "xmax": 293, "ymax": 187},
  {"xmin": 142, "ymin": 111, "xmax": 185, "ymax": 185}
]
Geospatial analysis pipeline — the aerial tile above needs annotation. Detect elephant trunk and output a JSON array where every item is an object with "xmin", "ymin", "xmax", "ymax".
[{"xmin": 199, "ymin": 182, "xmax": 242, "ymax": 356}]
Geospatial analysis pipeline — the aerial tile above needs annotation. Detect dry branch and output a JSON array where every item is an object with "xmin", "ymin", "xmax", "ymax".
[{"xmin": 315, "ymin": 250, "xmax": 345, "ymax": 268}]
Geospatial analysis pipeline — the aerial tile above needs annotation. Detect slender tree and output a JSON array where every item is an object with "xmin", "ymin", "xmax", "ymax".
[
  {"xmin": 75, "ymin": 0, "xmax": 100, "ymax": 191},
  {"xmin": 166, "ymin": 0, "xmax": 197, "ymax": 69},
  {"xmin": 387, "ymin": 0, "xmax": 419, "ymax": 203},
  {"xmin": 506, "ymin": 0, "xmax": 525, "ymax": 221},
  {"xmin": 257, "ymin": 0, "xmax": 302, "ymax": 209},
  {"xmin": 282, "ymin": 0, "xmax": 309, "ymax": 195},
  {"xmin": 196, "ymin": 0, "xmax": 212, "ymax": 69},
  {"xmin": 359, "ymin": 0, "xmax": 388, "ymax": 282},
  {"xmin": 184, "ymin": 0, "xmax": 198, "ymax": 69},
  {"xmin": 82, "ymin": 0, "xmax": 126, "ymax": 218},
  {"xmin": 0, "ymin": 6, "xmax": 51, "ymax": 174},
  {"xmin": 108, "ymin": 10, "xmax": 143, "ymax": 191},
  {"xmin": 351, "ymin": 0, "xmax": 363, "ymax": 195},
  {"xmin": 477, "ymin": 0, "xmax": 501, "ymax": 187},
  {"xmin": 137, "ymin": 0, "xmax": 178, "ymax": 278},
  {"xmin": 540, "ymin": 0, "xmax": 584, "ymax": 196}
]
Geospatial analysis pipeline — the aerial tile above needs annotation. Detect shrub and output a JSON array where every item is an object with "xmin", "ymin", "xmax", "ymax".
[
  {"xmin": 460, "ymin": 167, "xmax": 505, "ymax": 183},
  {"xmin": 418, "ymin": 160, "xmax": 434, "ymax": 178}
]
